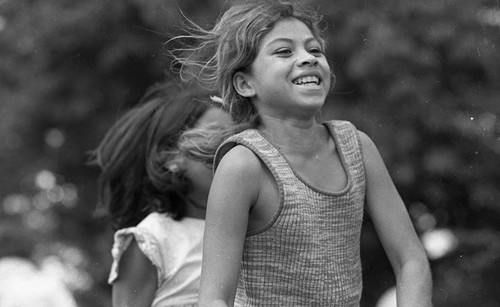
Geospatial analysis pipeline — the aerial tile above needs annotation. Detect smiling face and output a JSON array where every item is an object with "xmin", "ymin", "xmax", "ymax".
[{"xmin": 234, "ymin": 18, "xmax": 331, "ymax": 121}]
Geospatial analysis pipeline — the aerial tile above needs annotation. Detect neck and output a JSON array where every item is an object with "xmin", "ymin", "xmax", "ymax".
[{"xmin": 258, "ymin": 114, "xmax": 327, "ymax": 157}]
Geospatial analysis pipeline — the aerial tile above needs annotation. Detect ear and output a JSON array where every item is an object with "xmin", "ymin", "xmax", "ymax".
[{"xmin": 233, "ymin": 71, "xmax": 256, "ymax": 98}]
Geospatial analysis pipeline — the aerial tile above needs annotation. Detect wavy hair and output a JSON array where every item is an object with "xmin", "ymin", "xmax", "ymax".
[
  {"xmin": 90, "ymin": 81, "xmax": 210, "ymax": 230},
  {"xmin": 169, "ymin": 0, "xmax": 326, "ymax": 125},
  {"xmin": 175, "ymin": 122, "xmax": 246, "ymax": 168}
]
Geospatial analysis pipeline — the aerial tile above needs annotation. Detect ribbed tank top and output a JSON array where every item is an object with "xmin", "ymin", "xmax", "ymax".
[{"xmin": 214, "ymin": 120, "xmax": 366, "ymax": 306}]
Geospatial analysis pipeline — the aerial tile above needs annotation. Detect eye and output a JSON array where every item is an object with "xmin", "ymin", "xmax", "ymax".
[
  {"xmin": 274, "ymin": 48, "xmax": 292, "ymax": 56},
  {"xmin": 308, "ymin": 46, "xmax": 323, "ymax": 55}
]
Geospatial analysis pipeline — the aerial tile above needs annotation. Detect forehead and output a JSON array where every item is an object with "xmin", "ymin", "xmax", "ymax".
[{"xmin": 261, "ymin": 18, "xmax": 316, "ymax": 46}]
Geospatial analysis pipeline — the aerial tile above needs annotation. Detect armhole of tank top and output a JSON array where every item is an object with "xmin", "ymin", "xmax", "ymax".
[
  {"xmin": 350, "ymin": 122, "xmax": 368, "ymax": 210},
  {"xmin": 214, "ymin": 132, "xmax": 286, "ymax": 237},
  {"xmin": 327, "ymin": 120, "xmax": 368, "ymax": 210}
]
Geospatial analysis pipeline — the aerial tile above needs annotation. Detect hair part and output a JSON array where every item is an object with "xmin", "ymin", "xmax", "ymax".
[{"xmin": 169, "ymin": 0, "xmax": 326, "ymax": 125}]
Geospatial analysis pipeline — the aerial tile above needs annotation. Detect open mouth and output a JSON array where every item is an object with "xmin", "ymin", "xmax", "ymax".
[{"xmin": 292, "ymin": 75, "xmax": 321, "ymax": 86}]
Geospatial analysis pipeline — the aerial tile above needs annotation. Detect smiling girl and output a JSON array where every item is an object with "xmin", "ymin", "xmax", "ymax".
[{"xmin": 172, "ymin": 1, "xmax": 432, "ymax": 306}]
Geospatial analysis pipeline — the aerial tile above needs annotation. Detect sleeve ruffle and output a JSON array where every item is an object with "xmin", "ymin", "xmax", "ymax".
[{"xmin": 108, "ymin": 227, "xmax": 164, "ymax": 285}]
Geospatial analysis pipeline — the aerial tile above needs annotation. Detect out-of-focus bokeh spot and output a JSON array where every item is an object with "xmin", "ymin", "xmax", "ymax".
[
  {"xmin": 45, "ymin": 128, "xmax": 66, "ymax": 149},
  {"xmin": 375, "ymin": 287, "xmax": 396, "ymax": 307},
  {"xmin": 422, "ymin": 229, "xmax": 459, "ymax": 260},
  {"xmin": 0, "ymin": 257, "xmax": 78, "ymax": 307}
]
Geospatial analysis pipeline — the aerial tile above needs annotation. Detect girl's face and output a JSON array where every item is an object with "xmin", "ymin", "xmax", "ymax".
[
  {"xmin": 236, "ymin": 18, "xmax": 331, "ymax": 120},
  {"xmin": 181, "ymin": 107, "xmax": 231, "ymax": 216}
]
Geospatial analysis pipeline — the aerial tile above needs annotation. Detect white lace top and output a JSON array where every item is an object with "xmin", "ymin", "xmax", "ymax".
[{"xmin": 109, "ymin": 212, "xmax": 204, "ymax": 307}]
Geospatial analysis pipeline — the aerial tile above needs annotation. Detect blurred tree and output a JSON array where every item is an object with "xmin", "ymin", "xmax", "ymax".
[{"xmin": 0, "ymin": 0, "xmax": 498, "ymax": 306}]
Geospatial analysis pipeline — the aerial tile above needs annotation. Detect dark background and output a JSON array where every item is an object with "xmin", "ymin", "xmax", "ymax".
[{"xmin": 0, "ymin": 0, "xmax": 499, "ymax": 306}]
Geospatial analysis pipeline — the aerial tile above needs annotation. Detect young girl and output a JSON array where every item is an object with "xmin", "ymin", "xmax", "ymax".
[
  {"xmin": 172, "ymin": 1, "xmax": 432, "ymax": 306},
  {"xmin": 92, "ymin": 80, "xmax": 231, "ymax": 307}
]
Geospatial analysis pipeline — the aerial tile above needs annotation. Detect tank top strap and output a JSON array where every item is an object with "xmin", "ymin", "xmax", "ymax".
[
  {"xmin": 214, "ymin": 129, "xmax": 291, "ymax": 182},
  {"xmin": 324, "ymin": 120, "xmax": 366, "ymax": 190}
]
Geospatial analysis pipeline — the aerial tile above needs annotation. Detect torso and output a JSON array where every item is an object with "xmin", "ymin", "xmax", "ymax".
[
  {"xmin": 248, "ymin": 123, "xmax": 348, "ymax": 232},
  {"xmin": 213, "ymin": 120, "xmax": 366, "ymax": 306}
]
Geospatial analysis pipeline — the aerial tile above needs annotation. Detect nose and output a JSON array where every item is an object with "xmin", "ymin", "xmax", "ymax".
[{"xmin": 297, "ymin": 50, "xmax": 318, "ymax": 67}]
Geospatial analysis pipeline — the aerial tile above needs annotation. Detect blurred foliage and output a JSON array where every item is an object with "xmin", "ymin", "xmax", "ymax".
[{"xmin": 0, "ymin": 0, "xmax": 499, "ymax": 306}]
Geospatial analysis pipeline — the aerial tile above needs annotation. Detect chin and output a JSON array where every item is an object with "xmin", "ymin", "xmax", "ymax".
[{"xmin": 302, "ymin": 97, "xmax": 326, "ymax": 109}]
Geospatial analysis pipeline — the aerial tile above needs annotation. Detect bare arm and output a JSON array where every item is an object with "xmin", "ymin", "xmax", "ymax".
[
  {"xmin": 112, "ymin": 239, "xmax": 157, "ymax": 307},
  {"xmin": 360, "ymin": 131, "xmax": 432, "ymax": 307},
  {"xmin": 198, "ymin": 146, "xmax": 261, "ymax": 307}
]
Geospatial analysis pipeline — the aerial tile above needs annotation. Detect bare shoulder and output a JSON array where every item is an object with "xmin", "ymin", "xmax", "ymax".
[
  {"xmin": 216, "ymin": 144, "xmax": 264, "ymax": 179},
  {"xmin": 212, "ymin": 144, "xmax": 264, "ymax": 207},
  {"xmin": 357, "ymin": 130, "xmax": 381, "ymax": 163},
  {"xmin": 357, "ymin": 130, "xmax": 376, "ymax": 150}
]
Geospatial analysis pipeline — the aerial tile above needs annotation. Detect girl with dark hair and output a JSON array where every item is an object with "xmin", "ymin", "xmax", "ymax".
[
  {"xmin": 171, "ymin": 1, "xmax": 432, "ymax": 306},
  {"xmin": 92, "ymin": 80, "xmax": 231, "ymax": 307}
]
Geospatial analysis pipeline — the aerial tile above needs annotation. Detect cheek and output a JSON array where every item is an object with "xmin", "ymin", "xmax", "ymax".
[
  {"xmin": 184, "ymin": 161, "xmax": 213, "ymax": 193},
  {"xmin": 193, "ymin": 171, "xmax": 213, "ymax": 192},
  {"xmin": 322, "ymin": 60, "xmax": 332, "ymax": 89},
  {"xmin": 322, "ymin": 58, "xmax": 331, "ymax": 73}
]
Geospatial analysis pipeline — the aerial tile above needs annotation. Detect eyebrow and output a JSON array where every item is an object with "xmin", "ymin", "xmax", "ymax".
[{"xmin": 264, "ymin": 37, "xmax": 319, "ymax": 48}]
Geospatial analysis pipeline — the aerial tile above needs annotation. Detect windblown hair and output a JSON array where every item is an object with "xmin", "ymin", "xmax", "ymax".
[
  {"xmin": 175, "ymin": 122, "xmax": 245, "ymax": 168},
  {"xmin": 169, "ymin": 0, "xmax": 326, "ymax": 125},
  {"xmin": 91, "ymin": 81, "xmax": 210, "ymax": 231}
]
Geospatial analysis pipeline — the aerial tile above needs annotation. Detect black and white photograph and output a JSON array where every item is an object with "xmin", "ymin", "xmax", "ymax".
[{"xmin": 0, "ymin": 0, "xmax": 499, "ymax": 306}]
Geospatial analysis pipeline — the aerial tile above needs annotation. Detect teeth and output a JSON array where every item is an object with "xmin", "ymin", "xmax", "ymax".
[{"xmin": 293, "ymin": 76, "xmax": 320, "ymax": 85}]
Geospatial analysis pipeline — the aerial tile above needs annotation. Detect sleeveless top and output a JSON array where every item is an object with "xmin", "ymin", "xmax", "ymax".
[
  {"xmin": 214, "ymin": 120, "xmax": 366, "ymax": 306},
  {"xmin": 109, "ymin": 212, "xmax": 203, "ymax": 307}
]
